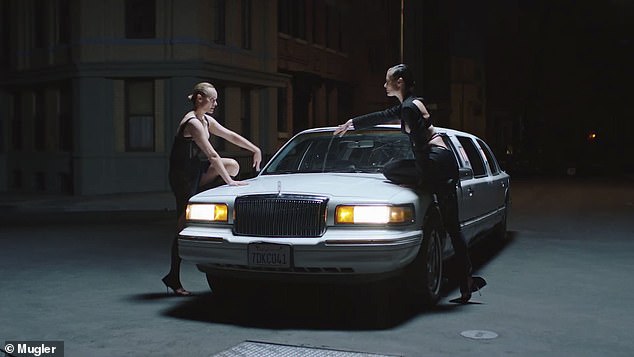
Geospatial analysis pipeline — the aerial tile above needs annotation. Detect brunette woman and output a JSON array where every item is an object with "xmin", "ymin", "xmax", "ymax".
[{"xmin": 334, "ymin": 64, "xmax": 483, "ymax": 303}]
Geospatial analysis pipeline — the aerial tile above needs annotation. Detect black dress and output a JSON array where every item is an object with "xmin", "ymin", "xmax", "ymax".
[
  {"xmin": 164, "ymin": 117, "xmax": 210, "ymax": 283},
  {"xmin": 168, "ymin": 117, "xmax": 210, "ymax": 218}
]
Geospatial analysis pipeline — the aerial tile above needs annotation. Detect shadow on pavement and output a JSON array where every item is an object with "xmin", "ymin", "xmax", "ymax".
[
  {"xmin": 140, "ymin": 232, "xmax": 516, "ymax": 330},
  {"xmin": 163, "ymin": 282, "xmax": 423, "ymax": 330}
]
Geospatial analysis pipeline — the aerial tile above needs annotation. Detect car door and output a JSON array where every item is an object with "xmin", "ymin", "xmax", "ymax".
[
  {"xmin": 453, "ymin": 135, "xmax": 497, "ymax": 239},
  {"xmin": 476, "ymin": 138, "xmax": 508, "ymax": 210}
]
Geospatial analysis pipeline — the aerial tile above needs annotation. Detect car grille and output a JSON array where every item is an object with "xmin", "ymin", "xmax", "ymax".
[{"xmin": 234, "ymin": 194, "xmax": 328, "ymax": 237}]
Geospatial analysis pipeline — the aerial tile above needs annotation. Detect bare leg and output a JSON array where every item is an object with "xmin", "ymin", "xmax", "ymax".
[{"xmin": 199, "ymin": 158, "xmax": 240, "ymax": 188}]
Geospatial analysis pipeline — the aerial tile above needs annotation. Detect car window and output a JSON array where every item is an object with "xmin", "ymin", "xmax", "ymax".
[
  {"xmin": 441, "ymin": 134, "xmax": 465, "ymax": 168},
  {"xmin": 263, "ymin": 130, "xmax": 413, "ymax": 175},
  {"xmin": 456, "ymin": 136, "xmax": 487, "ymax": 177},
  {"xmin": 476, "ymin": 139, "xmax": 500, "ymax": 175}
]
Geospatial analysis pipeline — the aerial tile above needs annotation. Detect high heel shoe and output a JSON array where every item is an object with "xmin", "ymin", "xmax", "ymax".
[
  {"xmin": 456, "ymin": 276, "xmax": 487, "ymax": 304},
  {"xmin": 161, "ymin": 275, "xmax": 193, "ymax": 297}
]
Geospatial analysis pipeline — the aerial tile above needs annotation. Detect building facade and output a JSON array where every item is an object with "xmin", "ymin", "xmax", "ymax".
[
  {"xmin": 0, "ymin": 0, "xmax": 400, "ymax": 195},
  {"xmin": 1, "ymin": 0, "xmax": 488, "ymax": 195}
]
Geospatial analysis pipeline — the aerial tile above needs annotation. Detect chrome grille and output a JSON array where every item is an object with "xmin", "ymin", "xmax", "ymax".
[{"xmin": 234, "ymin": 194, "xmax": 328, "ymax": 237}]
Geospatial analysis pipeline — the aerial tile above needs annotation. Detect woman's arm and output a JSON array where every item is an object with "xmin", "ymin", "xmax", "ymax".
[
  {"xmin": 207, "ymin": 117, "xmax": 262, "ymax": 171},
  {"xmin": 187, "ymin": 120, "xmax": 245, "ymax": 185},
  {"xmin": 334, "ymin": 104, "xmax": 401, "ymax": 136},
  {"xmin": 351, "ymin": 104, "xmax": 401, "ymax": 129}
]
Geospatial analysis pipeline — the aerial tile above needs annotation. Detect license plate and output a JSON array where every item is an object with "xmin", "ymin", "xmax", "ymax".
[{"xmin": 247, "ymin": 243, "xmax": 291, "ymax": 268}]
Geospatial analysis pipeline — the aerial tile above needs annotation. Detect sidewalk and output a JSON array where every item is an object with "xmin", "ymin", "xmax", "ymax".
[{"xmin": 0, "ymin": 191, "xmax": 175, "ymax": 224}]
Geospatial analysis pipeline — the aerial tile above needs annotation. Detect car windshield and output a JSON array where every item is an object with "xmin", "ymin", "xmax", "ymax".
[{"xmin": 262, "ymin": 129, "xmax": 413, "ymax": 175}]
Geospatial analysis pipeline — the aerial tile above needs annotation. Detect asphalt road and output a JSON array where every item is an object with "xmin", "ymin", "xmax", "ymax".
[{"xmin": 1, "ymin": 177, "xmax": 633, "ymax": 357}]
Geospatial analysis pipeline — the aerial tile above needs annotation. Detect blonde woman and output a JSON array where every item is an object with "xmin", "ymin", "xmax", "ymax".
[{"xmin": 162, "ymin": 82, "xmax": 262, "ymax": 296}]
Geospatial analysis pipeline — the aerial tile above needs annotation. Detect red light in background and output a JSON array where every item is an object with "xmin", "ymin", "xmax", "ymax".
[{"xmin": 587, "ymin": 131, "xmax": 597, "ymax": 141}]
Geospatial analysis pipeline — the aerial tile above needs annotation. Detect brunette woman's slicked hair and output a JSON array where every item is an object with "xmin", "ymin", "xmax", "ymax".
[{"xmin": 389, "ymin": 64, "xmax": 415, "ymax": 92}]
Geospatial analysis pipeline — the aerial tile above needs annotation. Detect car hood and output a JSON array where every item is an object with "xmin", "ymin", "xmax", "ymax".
[{"xmin": 190, "ymin": 173, "xmax": 418, "ymax": 202}]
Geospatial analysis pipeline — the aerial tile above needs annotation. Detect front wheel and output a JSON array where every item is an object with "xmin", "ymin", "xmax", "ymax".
[{"xmin": 403, "ymin": 213, "xmax": 444, "ymax": 307}]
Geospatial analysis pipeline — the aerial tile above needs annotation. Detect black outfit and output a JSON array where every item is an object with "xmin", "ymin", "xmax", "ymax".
[
  {"xmin": 351, "ymin": 95, "xmax": 472, "ymax": 290},
  {"xmin": 165, "ymin": 117, "xmax": 210, "ymax": 283},
  {"xmin": 168, "ymin": 117, "xmax": 209, "ymax": 218}
]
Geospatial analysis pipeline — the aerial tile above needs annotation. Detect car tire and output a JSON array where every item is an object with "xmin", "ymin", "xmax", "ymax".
[{"xmin": 404, "ymin": 208, "xmax": 444, "ymax": 307}]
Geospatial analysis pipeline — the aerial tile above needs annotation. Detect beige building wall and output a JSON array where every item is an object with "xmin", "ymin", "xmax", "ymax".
[{"xmin": 1, "ymin": 0, "xmax": 403, "ymax": 195}]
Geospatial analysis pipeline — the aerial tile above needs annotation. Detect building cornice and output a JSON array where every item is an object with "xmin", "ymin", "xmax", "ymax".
[{"xmin": 1, "ymin": 61, "xmax": 291, "ymax": 88}]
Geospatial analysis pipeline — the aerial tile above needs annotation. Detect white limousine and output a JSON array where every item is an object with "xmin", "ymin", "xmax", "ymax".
[{"xmin": 178, "ymin": 125, "xmax": 510, "ymax": 306}]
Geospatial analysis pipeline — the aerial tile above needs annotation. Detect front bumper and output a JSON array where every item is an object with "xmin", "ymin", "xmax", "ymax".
[{"xmin": 178, "ymin": 225, "xmax": 422, "ymax": 282}]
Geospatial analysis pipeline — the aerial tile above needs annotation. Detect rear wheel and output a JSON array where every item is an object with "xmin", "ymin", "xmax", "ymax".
[{"xmin": 404, "ymin": 212, "xmax": 444, "ymax": 307}]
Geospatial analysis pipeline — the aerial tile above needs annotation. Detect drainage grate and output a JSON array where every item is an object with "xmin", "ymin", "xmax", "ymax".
[{"xmin": 212, "ymin": 341, "xmax": 400, "ymax": 357}]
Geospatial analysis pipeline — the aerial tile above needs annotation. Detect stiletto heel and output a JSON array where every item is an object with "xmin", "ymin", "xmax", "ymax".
[
  {"xmin": 162, "ymin": 275, "xmax": 193, "ymax": 297},
  {"xmin": 471, "ymin": 276, "xmax": 486, "ymax": 295},
  {"xmin": 453, "ymin": 276, "xmax": 487, "ymax": 304}
]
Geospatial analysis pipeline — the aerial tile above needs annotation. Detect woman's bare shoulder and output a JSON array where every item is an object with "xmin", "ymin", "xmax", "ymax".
[
  {"xmin": 411, "ymin": 98, "xmax": 430, "ymax": 118},
  {"xmin": 180, "ymin": 113, "xmax": 206, "ymax": 137},
  {"xmin": 204, "ymin": 113, "xmax": 220, "ymax": 124},
  {"xmin": 179, "ymin": 111, "xmax": 196, "ymax": 123}
]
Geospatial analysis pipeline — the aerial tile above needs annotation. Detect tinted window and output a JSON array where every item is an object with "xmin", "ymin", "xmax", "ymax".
[
  {"xmin": 442, "ymin": 134, "xmax": 464, "ymax": 167},
  {"xmin": 477, "ymin": 139, "xmax": 500, "ymax": 175},
  {"xmin": 457, "ymin": 136, "xmax": 486, "ymax": 177}
]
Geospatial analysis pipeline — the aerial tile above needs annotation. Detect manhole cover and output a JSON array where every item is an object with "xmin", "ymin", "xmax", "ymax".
[
  {"xmin": 460, "ymin": 330, "xmax": 499, "ymax": 340},
  {"xmin": 212, "ymin": 341, "xmax": 400, "ymax": 357}
]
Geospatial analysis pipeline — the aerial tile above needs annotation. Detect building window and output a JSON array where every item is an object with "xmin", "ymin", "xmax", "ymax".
[
  {"xmin": 0, "ymin": 114, "xmax": 3, "ymax": 153},
  {"xmin": 241, "ymin": 0, "xmax": 252, "ymax": 49},
  {"xmin": 125, "ymin": 0, "xmax": 155, "ymax": 39},
  {"xmin": 125, "ymin": 80, "xmax": 155, "ymax": 152},
  {"xmin": 277, "ymin": 88, "xmax": 288, "ymax": 132},
  {"xmin": 278, "ymin": 0, "xmax": 290, "ymax": 34},
  {"xmin": 12, "ymin": 170, "xmax": 23, "ymax": 190},
  {"xmin": 213, "ymin": 0, "xmax": 226, "ymax": 45},
  {"xmin": 33, "ymin": 2, "xmax": 47, "ymax": 49},
  {"xmin": 11, "ymin": 94, "xmax": 22, "ymax": 150},
  {"xmin": 60, "ymin": 172, "xmax": 73, "ymax": 194},
  {"xmin": 35, "ymin": 172, "xmax": 46, "ymax": 191},
  {"xmin": 278, "ymin": 0, "xmax": 305, "ymax": 40},
  {"xmin": 57, "ymin": 0, "xmax": 70, "ymax": 44},
  {"xmin": 34, "ymin": 91, "xmax": 46, "ymax": 151},
  {"xmin": 241, "ymin": 88, "xmax": 251, "ymax": 140},
  {"xmin": 326, "ymin": 4, "xmax": 342, "ymax": 51},
  {"xmin": 58, "ymin": 83, "xmax": 73, "ymax": 151},
  {"xmin": 1, "ymin": 0, "xmax": 10, "ymax": 66}
]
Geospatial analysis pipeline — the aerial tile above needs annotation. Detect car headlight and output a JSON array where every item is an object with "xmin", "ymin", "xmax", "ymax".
[
  {"xmin": 186, "ymin": 203, "xmax": 228, "ymax": 222},
  {"xmin": 335, "ymin": 204, "xmax": 414, "ymax": 224}
]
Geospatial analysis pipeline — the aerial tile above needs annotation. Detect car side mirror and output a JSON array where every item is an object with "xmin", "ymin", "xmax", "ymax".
[{"xmin": 459, "ymin": 167, "xmax": 474, "ymax": 180}]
